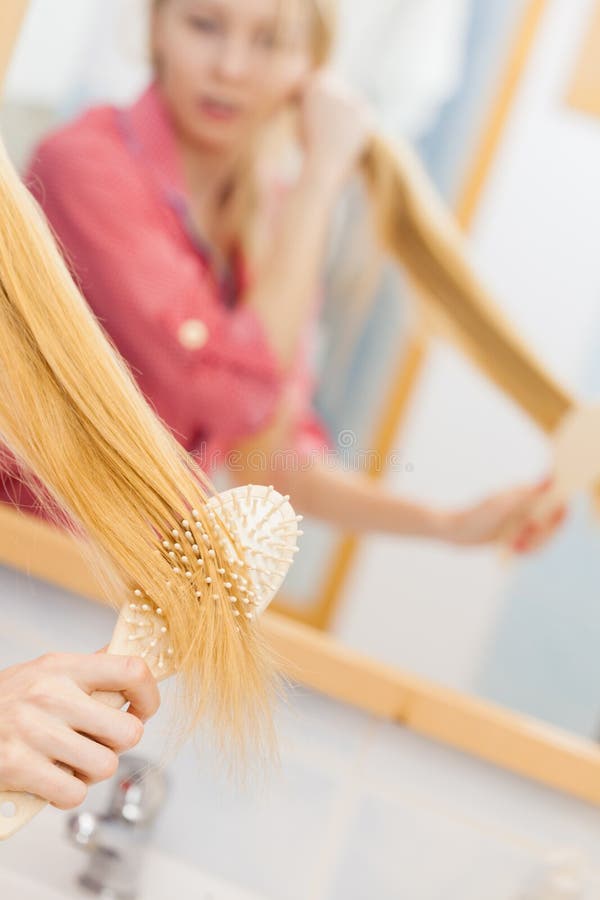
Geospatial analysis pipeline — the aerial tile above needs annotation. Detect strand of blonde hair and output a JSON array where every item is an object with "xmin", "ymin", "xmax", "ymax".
[{"xmin": 361, "ymin": 135, "xmax": 573, "ymax": 432}]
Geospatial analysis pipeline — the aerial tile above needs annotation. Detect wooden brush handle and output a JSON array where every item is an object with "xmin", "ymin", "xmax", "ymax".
[{"xmin": 0, "ymin": 791, "xmax": 47, "ymax": 841}]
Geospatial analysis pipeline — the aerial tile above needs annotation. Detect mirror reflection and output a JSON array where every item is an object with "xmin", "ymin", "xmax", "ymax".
[{"xmin": 2, "ymin": 0, "xmax": 600, "ymax": 748}]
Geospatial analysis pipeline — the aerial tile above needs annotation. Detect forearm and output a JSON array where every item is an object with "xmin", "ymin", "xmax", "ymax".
[
  {"xmin": 231, "ymin": 436, "xmax": 564, "ymax": 550},
  {"xmin": 244, "ymin": 163, "xmax": 340, "ymax": 369},
  {"xmin": 282, "ymin": 463, "xmax": 450, "ymax": 536},
  {"xmin": 234, "ymin": 454, "xmax": 448, "ymax": 539}
]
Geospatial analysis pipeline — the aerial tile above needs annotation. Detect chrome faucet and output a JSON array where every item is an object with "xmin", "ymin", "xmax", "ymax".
[{"xmin": 67, "ymin": 755, "xmax": 168, "ymax": 900}]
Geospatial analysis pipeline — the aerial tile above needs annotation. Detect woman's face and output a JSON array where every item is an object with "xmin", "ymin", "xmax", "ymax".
[{"xmin": 153, "ymin": 0, "xmax": 313, "ymax": 151}]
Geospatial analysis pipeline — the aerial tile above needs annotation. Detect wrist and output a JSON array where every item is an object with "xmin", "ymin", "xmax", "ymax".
[
  {"xmin": 301, "ymin": 155, "xmax": 347, "ymax": 201},
  {"xmin": 419, "ymin": 507, "xmax": 456, "ymax": 542},
  {"xmin": 390, "ymin": 500, "xmax": 454, "ymax": 541}
]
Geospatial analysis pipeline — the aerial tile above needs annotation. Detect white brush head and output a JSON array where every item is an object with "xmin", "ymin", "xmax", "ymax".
[
  {"xmin": 206, "ymin": 483, "xmax": 302, "ymax": 615},
  {"xmin": 113, "ymin": 484, "xmax": 302, "ymax": 675},
  {"xmin": 110, "ymin": 600, "xmax": 173, "ymax": 681}
]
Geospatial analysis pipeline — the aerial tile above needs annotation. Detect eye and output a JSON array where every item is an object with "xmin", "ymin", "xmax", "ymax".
[
  {"xmin": 187, "ymin": 14, "xmax": 220, "ymax": 34},
  {"xmin": 254, "ymin": 28, "xmax": 278, "ymax": 50}
]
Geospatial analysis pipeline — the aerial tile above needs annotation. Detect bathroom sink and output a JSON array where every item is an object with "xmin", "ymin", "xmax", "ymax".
[
  {"xmin": 0, "ymin": 867, "xmax": 66, "ymax": 900},
  {"xmin": 0, "ymin": 808, "xmax": 265, "ymax": 900}
]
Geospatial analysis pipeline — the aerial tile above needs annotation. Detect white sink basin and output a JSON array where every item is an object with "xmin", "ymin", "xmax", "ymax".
[
  {"xmin": 0, "ymin": 867, "xmax": 66, "ymax": 900},
  {"xmin": 0, "ymin": 808, "xmax": 264, "ymax": 900}
]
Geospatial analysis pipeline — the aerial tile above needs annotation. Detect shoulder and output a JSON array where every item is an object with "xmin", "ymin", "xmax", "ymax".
[
  {"xmin": 25, "ymin": 104, "xmax": 150, "ymax": 222},
  {"xmin": 27, "ymin": 104, "xmax": 128, "ymax": 187}
]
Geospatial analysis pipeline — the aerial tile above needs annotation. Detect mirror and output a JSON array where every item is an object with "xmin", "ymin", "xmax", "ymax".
[{"xmin": 2, "ymin": 0, "xmax": 600, "ymax": 754}]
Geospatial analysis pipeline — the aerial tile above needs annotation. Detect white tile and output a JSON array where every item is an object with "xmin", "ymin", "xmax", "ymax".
[
  {"xmin": 126, "ymin": 688, "xmax": 375, "ymax": 898},
  {"xmin": 329, "ymin": 791, "xmax": 600, "ymax": 900},
  {"xmin": 361, "ymin": 722, "xmax": 600, "ymax": 862},
  {"xmin": 0, "ymin": 564, "xmax": 115, "ymax": 658},
  {"xmin": 151, "ymin": 742, "xmax": 340, "ymax": 900},
  {"xmin": 274, "ymin": 687, "xmax": 376, "ymax": 771}
]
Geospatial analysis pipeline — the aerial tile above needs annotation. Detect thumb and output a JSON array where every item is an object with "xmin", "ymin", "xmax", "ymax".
[
  {"xmin": 490, "ymin": 487, "xmax": 532, "ymax": 518},
  {"xmin": 534, "ymin": 475, "xmax": 554, "ymax": 495}
]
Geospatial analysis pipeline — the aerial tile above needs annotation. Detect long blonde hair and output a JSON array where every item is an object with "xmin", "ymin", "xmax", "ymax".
[
  {"xmin": 0, "ymin": 139, "xmax": 277, "ymax": 762},
  {"xmin": 152, "ymin": 0, "xmax": 573, "ymax": 432}
]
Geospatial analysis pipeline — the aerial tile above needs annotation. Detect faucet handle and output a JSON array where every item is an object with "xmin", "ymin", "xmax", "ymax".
[
  {"xmin": 68, "ymin": 810, "xmax": 100, "ymax": 848},
  {"xmin": 107, "ymin": 755, "xmax": 168, "ymax": 826},
  {"xmin": 66, "ymin": 756, "xmax": 168, "ymax": 899}
]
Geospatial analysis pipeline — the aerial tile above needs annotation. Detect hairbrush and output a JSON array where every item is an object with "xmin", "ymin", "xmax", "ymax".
[
  {"xmin": 501, "ymin": 406, "xmax": 600, "ymax": 553},
  {"xmin": 0, "ymin": 484, "xmax": 302, "ymax": 839}
]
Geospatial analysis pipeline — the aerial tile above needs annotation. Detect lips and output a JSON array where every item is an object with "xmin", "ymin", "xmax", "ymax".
[{"xmin": 197, "ymin": 96, "xmax": 242, "ymax": 122}]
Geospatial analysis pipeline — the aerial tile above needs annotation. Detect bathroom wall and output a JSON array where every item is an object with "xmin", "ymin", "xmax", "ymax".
[{"xmin": 2, "ymin": 565, "xmax": 600, "ymax": 899}]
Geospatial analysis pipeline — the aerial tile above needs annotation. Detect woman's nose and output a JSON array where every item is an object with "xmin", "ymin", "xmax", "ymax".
[{"xmin": 215, "ymin": 36, "xmax": 254, "ymax": 81}]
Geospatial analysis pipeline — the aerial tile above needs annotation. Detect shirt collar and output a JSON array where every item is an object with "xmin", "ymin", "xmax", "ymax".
[
  {"xmin": 119, "ymin": 81, "xmax": 249, "ymax": 303},
  {"xmin": 118, "ymin": 81, "xmax": 187, "ymax": 208}
]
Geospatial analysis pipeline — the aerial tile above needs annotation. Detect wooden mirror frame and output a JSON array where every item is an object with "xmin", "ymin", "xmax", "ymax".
[
  {"xmin": 0, "ymin": 0, "xmax": 28, "ymax": 89},
  {"xmin": 567, "ymin": 0, "xmax": 600, "ymax": 119},
  {"xmin": 2, "ymin": 0, "xmax": 600, "ymax": 808}
]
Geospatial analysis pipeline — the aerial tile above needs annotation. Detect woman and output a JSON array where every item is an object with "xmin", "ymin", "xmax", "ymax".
[{"xmin": 7, "ymin": 0, "xmax": 565, "ymax": 552}]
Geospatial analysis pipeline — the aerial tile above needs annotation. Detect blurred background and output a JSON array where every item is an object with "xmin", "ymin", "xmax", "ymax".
[{"xmin": 2, "ymin": 1, "xmax": 600, "ymax": 898}]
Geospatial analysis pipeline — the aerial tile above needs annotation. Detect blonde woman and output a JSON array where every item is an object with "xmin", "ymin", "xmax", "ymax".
[{"xmin": 5, "ymin": 0, "xmax": 567, "ymax": 553}]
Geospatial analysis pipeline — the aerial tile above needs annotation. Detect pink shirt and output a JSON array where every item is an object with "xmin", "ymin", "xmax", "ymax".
[{"xmin": 26, "ymin": 83, "xmax": 329, "ymax": 471}]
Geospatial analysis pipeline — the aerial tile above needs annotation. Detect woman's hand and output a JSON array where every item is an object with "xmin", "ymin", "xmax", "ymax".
[
  {"xmin": 437, "ymin": 478, "xmax": 567, "ymax": 552},
  {"xmin": 0, "ymin": 651, "xmax": 160, "ymax": 810},
  {"xmin": 300, "ymin": 71, "xmax": 372, "ymax": 194}
]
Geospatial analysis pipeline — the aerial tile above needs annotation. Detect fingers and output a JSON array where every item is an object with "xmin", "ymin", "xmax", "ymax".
[
  {"xmin": 47, "ymin": 653, "xmax": 161, "ymax": 723},
  {"xmin": 0, "ymin": 745, "xmax": 88, "ymax": 811},
  {"xmin": 109, "ymin": 657, "xmax": 161, "ymax": 723},
  {"xmin": 59, "ymin": 692, "xmax": 144, "ymax": 754},
  {"xmin": 512, "ymin": 505, "xmax": 567, "ymax": 554},
  {"xmin": 28, "ymin": 720, "xmax": 121, "ymax": 786},
  {"xmin": 501, "ymin": 475, "xmax": 565, "ymax": 553},
  {"xmin": 534, "ymin": 475, "xmax": 554, "ymax": 494},
  {"xmin": 10, "ymin": 696, "xmax": 141, "ymax": 775},
  {"xmin": 506, "ymin": 485, "xmax": 544, "ymax": 519}
]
